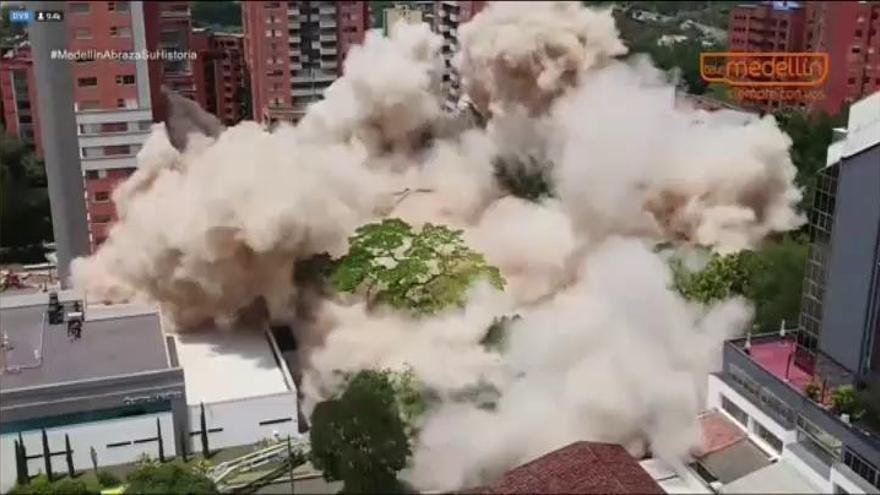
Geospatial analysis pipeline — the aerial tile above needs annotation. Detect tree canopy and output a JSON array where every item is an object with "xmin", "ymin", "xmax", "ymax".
[
  {"xmin": 0, "ymin": 130, "xmax": 52, "ymax": 261},
  {"xmin": 331, "ymin": 218, "xmax": 504, "ymax": 314},
  {"xmin": 670, "ymin": 236, "xmax": 809, "ymax": 332},
  {"xmin": 671, "ymin": 250, "xmax": 755, "ymax": 304},
  {"xmin": 310, "ymin": 370, "xmax": 412, "ymax": 494}
]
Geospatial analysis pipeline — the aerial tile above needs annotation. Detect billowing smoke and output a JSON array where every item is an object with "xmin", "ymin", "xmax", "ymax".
[{"xmin": 71, "ymin": 1, "xmax": 805, "ymax": 491}]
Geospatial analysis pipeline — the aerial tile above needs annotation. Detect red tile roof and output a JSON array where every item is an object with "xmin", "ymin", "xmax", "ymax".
[{"xmin": 476, "ymin": 441, "xmax": 664, "ymax": 494}]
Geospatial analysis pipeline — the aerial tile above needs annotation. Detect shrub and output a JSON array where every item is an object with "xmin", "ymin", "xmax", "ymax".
[
  {"xmin": 831, "ymin": 385, "xmax": 864, "ymax": 417},
  {"xmin": 126, "ymin": 463, "xmax": 218, "ymax": 494},
  {"xmin": 96, "ymin": 471, "xmax": 121, "ymax": 488},
  {"xmin": 803, "ymin": 379, "xmax": 822, "ymax": 402},
  {"xmin": 7, "ymin": 475, "xmax": 97, "ymax": 495}
]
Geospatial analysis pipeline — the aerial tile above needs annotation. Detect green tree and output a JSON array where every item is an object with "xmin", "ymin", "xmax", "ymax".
[
  {"xmin": 0, "ymin": 131, "xmax": 52, "ymax": 259},
  {"xmin": 310, "ymin": 370, "xmax": 411, "ymax": 494},
  {"xmin": 747, "ymin": 236, "xmax": 808, "ymax": 331},
  {"xmin": 671, "ymin": 250, "xmax": 754, "ymax": 304},
  {"xmin": 0, "ymin": 5, "xmax": 26, "ymax": 44},
  {"xmin": 388, "ymin": 367, "xmax": 429, "ymax": 437},
  {"xmin": 331, "ymin": 219, "xmax": 504, "ymax": 315},
  {"xmin": 125, "ymin": 463, "xmax": 218, "ymax": 495},
  {"xmin": 774, "ymin": 109, "xmax": 839, "ymax": 213}
]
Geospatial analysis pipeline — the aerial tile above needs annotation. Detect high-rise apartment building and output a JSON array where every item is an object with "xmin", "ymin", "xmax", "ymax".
[
  {"xmin": 727, "ymin": 1, "xmax": 807, "ymax": 114},
  {"xmin": 727, "ymin": 1, "xmax": 880, "ymax": 116},
  {"xmin": 242, "ymin": 1, "xmax": 369, "ymax": 125},
  {"xmin": 707, "ymin": 90, "xmax": 880, "ymax": 495},
  {"xmin": 436, "ymin": 1, "xmax": 486, "ymax": 109},
  {"xmin": 142, "ymin": 1, "xmax": 195, "ymax": 123},
  {"xmin": 66, "ymin": 1, "xmax": 156, "ymax": 251},
  {"xmin": 804, "ymin": 1, "xmax": 880, "ymax": 116},
  {"xmin": 0, "ymin": 43, "xmax": 42, "ymax": 157},
  {"xmin": 192, "ymin": 29, "xmax": 248, "ymax": 126}
]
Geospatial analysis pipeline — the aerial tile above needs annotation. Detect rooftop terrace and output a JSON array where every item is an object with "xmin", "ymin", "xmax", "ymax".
[{"xmin": 0, "ymin": 292, "xmax": 170, "ymax": 391}]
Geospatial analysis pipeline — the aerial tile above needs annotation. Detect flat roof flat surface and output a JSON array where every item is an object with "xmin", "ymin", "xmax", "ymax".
[
  {"xmin": 0, "ymin": 302, "xmax": 169, "ymax": 391},
  {"xmin": 173, "ymin": 325, "xmax": 290, "ymax": 405},
  {"xmin": 720, "ymin": 461, "xmax": 822, "ymax": 494},
  {"xmin": 698, "ymin": 438, "xmax": 771, "ymax": 485},
  {"xmin": 750, "ymin": 340, "xmax": 812, "ymax": 395}
]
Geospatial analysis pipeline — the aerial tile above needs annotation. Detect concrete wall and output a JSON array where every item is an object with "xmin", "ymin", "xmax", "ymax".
[
  {"xmin": 821, "ymin": 145, "xmax": 880, "ymax": 376},
  {"xmin": 188, "ymin": 392, "xmax": 298, "ymax": 451},
  {"xmin": 708, "ymin": 374, "xmax": 798, "ymax": 448},
  {"xmin": 0, "ymin": 412, "xmax": 174, "ymax": 493}
]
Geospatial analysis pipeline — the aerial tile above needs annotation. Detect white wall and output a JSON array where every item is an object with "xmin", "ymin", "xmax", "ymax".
[
  {"xmin": 707, "ymin": 374, "xmax": 798, "ymax": 446},
  {"xmin": 0, "ymin": 413, "xmax": 174, "ymax": 493},
  {"xmin": 781, "ymin": 446, "xmax": 832, "ymax": 493},
  {"xmin": 188, "ymin": 392, "xmax": 298, "ymax": 451}
]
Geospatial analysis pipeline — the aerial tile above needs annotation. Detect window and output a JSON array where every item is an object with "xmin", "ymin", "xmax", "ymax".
[
  {"xmin": 93, "ymin": 215, "xmax": 113, "ymax": 224},
  {"xmin": 108, "ymin": 1, "xmax": 130, "ymax": 12},
  {"xmin": 85, "ymin": 171, "xmax": 99, "ymax": 180},
  {"xmin": 796, "ymin": 415, "xmax": 842, "ymax": 460},
  {"xmin": 104, "ymin": 145, "xmax": 131, "ymax": 156},
  {"xmin": 69, "ymin": 3, "xmax": 90, "ymax": 14},
  {"xmin": 115, "ymin": 74, "xmax": 135, "ymax": 85},
  {"xmin": 75, "ymin": 28, "xmax": 92, "ymax": 39},
  {"xmin": 843, "ymin": 449, "xmax": 880, "ymax": 489},
  {"xmin": 117, "ymin": 98, "xmax": 126, "ymax": 108},
  {"xmin": 77, "ymin": 77, "xmax": 98, "ymax": 87},
  {"xmin": 94, "ymin": 191, "xmax": 110, "ymax": 202},
  {"xmin": 753, "ymin": 422, "xmax": 782, "ymax": 453},
  {"xmin": 110, "ymin": 26, "xmax": 132, "ymax": 37},
  {"xmin": 102, "ymin": 122, "xmax": 128, "ymax": 133},
  {"xmin": 721, "ymin": 396, "xmax": 749, "ymax": 427}
]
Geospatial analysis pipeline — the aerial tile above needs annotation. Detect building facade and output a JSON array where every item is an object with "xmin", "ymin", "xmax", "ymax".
[
  {"xmin": 436, "ymin": 1, "xmax": 486, "ymax": 109},
  {"xmin": 0, "ymin": 43, "xmax": 42, "ymax": 157},
  {"xmin": 192, "ymin": 29, "xmax": 248, "ymax": 126},
  {"xmin": 66, "ymin": 1, "xmax": 155, "ymax": 251},
  {"xmin": 727, "ymin": 1, "xmax": 807, "ymax": 114},
  {"xmin": 708, "ymin": 91, "xmax": 880, "ymax": 495},
  {"xmin": 0, "ymin": 291, "xmax": 300, "ymax": 492},
  {"xmin": 727, "ymin": 1, "xmax": 880, "ymax": 116},
  {"xmin": 804, "ymin": 1, "xmax": 880, "ymax": 116},
  {"xmin": 242, "ymin": 1, "xmax": 370, "ymax": 125}
]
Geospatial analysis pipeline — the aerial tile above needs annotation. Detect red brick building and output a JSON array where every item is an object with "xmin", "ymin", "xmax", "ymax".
[
  {"xmin": 804, "ymin": 1, "xmax": 880, "ymax": 116},
  {"xmin": 727, "ymin": 1, "xmax": 808, "ymax": 113},
  {"xmin": 192, "ymin": 29, "xmax": 248, "ymax": 126},
  {"xmin": 475, "ymin": 441, "xmax": 663, "ymax": 494},
  {"xmin": 727, "ymin": 1, "xmax": 880, "ymax": 116},
  {"xmin": 242, "ymin": 1, "xmax": 370, "ymax": 125},
  {"xmin": 728, "ymin": 2, "xmax": 806, "ymax": 53},
  {"xmin": 65, "ymin": 1, "xmax": 157, "ymax": 251},
  {"xmin": 143, "ymin": 1, "xmax": 195, "ymax": 123},
  {"xmin": 0, "ymin": 43, "xmax": 43, "ymax": 157}
]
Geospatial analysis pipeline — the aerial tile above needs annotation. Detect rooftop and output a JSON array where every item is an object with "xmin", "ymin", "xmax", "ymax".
[
  {"xmin": 172, "ymin": 324, "xmax": 292, "ymax": 405},
  {"xmin": 0, "ymin": 293, "xmax": 170, "ymax": 391},
  {"xmin": 693, "ymin": 410, "xmax": 772, "ymax": 485},
  {"xmin": 475, "ymin": 441, "xmax": 664, "ymax": 494}
]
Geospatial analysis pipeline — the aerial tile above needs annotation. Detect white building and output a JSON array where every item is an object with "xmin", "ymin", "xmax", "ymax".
[{"xmin": 0, "ymin": 291, "xmax": 300, "ymax": 492}]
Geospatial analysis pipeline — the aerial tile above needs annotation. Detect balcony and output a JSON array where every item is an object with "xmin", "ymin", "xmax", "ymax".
[{"xmin": 721, "ymin": 334, "xmax": 880, "ymax": 473}]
